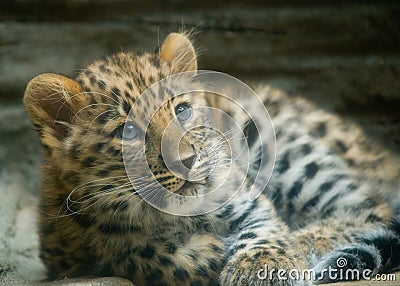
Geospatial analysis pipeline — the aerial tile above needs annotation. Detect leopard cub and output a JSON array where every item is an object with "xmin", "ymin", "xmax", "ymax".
[{"xmin": 24, "ymin": 33, "xmax": 400, "ymax": 285}]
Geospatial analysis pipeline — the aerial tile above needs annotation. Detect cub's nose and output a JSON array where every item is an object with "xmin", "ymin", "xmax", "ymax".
[
  {"xmin": 165, "ymin": 153, "xmax": 196, "ymax": 174},
  {"xmin": 178, "ymin": 142, "xmax": 196, "ymax": 170},
  {"xmin": 159, "ymin": 137, "xmax": 196, "ymax": 175},
  {"xmin": 158, "ymin": 152, "xmax": 196, "ymax": 172},
  {"xmin": 181, "ymin": 153, "xmax": 196, "ymax": 170}
]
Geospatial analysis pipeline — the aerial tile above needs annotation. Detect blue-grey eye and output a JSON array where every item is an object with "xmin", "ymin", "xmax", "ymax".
[
  {"xmin": 118, "ymin": 122, "xmax": 139, "ymax": 140},
  {"xmin": 175, "ymin": 103, "xmax": 192, "ymax": 121}
]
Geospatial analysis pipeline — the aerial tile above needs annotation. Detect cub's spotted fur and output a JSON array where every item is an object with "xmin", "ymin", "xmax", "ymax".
[{"xmin": 24, "ymin": 33, "xmax": 400, "ymax": 285}]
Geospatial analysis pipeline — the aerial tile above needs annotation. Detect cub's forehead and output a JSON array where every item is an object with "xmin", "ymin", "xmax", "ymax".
[
  {"xmin": 74, "ymin": 50, "xmax": 205, "ymax": 124},
  {"xmin": 76, "ymin": 51, "xmax": 171, "ymax": 106}
]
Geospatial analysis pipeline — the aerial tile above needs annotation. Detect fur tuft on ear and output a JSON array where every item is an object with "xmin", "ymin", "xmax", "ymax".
[
  {"xmin": 159, "ymin": 32, "xmax": 197, "ymax": 73},
  {"xmin": 24, "ymin": 73, "xmax": 83, "ymax": 143}
]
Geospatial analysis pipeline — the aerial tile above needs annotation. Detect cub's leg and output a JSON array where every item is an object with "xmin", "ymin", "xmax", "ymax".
[
  {"xmin": 290, "ymin": 206, "xmax": 399, "ymax": 284},
  {"xmin": 124, "ymin": 233, "xmax": 225, "ymax": 286},
  {"xmin": 217, "ymin": 197, "xmax": 307, "ymax": 286},
  {"xmin": 303, "ymin": 216, "xmax": 400, "ymax": 283}
]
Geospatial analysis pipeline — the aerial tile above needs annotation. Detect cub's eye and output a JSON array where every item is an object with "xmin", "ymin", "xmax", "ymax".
[
  {"xmin": 117, "ymin": 122, "xmax": 139, "ymax": 140},
  {"xmin": 175, "ymin": 103, "xmax": 192, "ymax": 121}
]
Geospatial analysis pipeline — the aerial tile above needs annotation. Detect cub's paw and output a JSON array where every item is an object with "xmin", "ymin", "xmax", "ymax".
[
  {"xmin": 312, "ymin": 243, "xmax": 380, "ymax": 284},
  {"xmin": 220, "ymin": 248, "xmax": 306, "ymax": 286}
]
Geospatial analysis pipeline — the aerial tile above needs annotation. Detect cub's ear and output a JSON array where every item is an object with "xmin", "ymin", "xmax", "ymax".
[
  {"xmin": 24, "ymin": 73, "xmax": 84, "ymax": 144},
  {"xmin": 159, "ymin": 32, "xmax": 197, "ymax": 73}
]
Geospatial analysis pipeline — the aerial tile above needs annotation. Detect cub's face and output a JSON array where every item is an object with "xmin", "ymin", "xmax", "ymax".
[{"xmin": 25, "ymin": 33, "xmax": 238, "ymax": 217}]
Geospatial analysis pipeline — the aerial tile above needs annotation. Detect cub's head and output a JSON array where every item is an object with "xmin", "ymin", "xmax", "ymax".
[{"xmin": 25, "ymin": 33, "xmax": 243, "ymax": 218}]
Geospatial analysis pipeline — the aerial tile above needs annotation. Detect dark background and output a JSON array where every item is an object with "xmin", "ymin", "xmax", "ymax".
[{"xmin": 1, "ymin": 0, "xmax": 400, "ymax": 114}]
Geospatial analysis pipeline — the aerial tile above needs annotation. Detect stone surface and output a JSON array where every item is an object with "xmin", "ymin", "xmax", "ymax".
[
  {"xmin": 0, "ymin": 276, "xmax": 134, "ymax": 286},
  {"xmin": 0, "ymin": 103, "xmax": 43, "ymax": 285}
]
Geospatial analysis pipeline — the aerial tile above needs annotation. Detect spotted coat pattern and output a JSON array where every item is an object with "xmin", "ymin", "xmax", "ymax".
[{"xmin": 24, "ymin": 33, "xmax": 400, "ymax": 286}]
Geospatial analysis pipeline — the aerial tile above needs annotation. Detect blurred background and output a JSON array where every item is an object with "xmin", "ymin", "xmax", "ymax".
[{"xmin": 0, "ymin": 0, "xmax": 399, "ymax": 284}]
